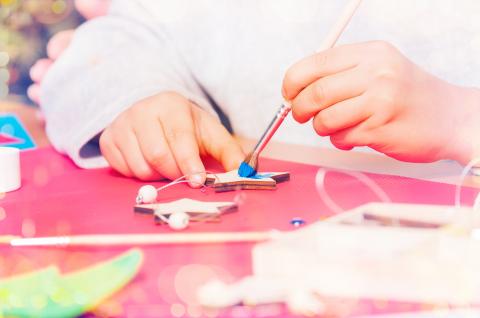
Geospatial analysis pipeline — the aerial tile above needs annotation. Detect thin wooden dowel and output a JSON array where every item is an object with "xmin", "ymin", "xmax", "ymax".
[{"xmin": 5, "ymin": 231, "xmax": 281, "ymax": 247}]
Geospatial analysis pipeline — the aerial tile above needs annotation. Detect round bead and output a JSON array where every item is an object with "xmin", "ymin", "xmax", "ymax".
[
  {"xmin": 136, "ymin": 185, "xmax": 157, "ymax": 204},
  {"xmin": 290, "ymin": 217, "xmax": 306, "ymax": 227},
  {"xmin": 168, "ymin": 211, "xmax": 190, "ymax": 230}
]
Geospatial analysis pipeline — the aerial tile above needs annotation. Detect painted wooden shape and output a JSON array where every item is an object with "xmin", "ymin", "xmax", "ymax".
[
  {"xmin": 134, "ymin": 198, "xmax": 238, "ymax": 224},
  {"xmin": 205, "ymin": 170, "xmax": 290, "ymax": 192}
]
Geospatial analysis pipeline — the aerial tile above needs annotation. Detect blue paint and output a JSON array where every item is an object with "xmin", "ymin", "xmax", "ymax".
[
  {"xmin": 237, "ymin": 161, "xmax": 257, "ymax": 178},
  {"xmin": 0, "ymin": 114, "xmax": 36, "ymax": 150},
  {"xmin": 251, "ymin": 173, "xmax": 273, "ymax": 179}
]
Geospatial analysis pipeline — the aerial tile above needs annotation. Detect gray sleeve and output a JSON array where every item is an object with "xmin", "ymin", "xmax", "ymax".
[{"xmin": 40, "ymin": 0, "xmax": 213, "ymax": 169}]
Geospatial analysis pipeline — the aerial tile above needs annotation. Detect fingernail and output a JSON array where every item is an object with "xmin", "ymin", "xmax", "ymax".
[
  {"xmin": 281, "ymin": 86, "xmax": 288, "ymax": 99},
  {"xmin": 189, "ymin": 174, "xmax": 204, "ymax": 188}
]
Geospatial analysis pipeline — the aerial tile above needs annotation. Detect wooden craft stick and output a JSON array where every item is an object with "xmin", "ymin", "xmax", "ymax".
[{"xmin": 4, "ymin": 231, "xmax": 280, "ymax": 247}]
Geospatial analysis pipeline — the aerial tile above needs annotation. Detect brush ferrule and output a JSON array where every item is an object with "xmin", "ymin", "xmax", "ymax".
[{"xmin": 253, "ymin": 102, "xmax": 291, "ymax": 155}]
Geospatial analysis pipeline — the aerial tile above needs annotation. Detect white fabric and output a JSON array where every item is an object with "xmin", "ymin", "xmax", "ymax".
[{"xmin": 41, "ymin": 0, "xmax": 480, "ymax": 168}]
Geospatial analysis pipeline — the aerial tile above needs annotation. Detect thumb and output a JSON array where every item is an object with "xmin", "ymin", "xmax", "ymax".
[{"xmin": 193, "ymin": 107, "xmax": 245, "ymax": 172}]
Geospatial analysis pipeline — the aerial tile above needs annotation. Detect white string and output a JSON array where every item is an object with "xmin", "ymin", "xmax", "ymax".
[
  {"xmin": 454, "ymin": 157, "xmax": 480, "ymax": 209},
  {"xmin": 315, "ymin": 168, "xmax": 391, "ymax": 215},
  {"xmin": 154, "ymin": 170, "xmax": 220, "ymax": 194}
]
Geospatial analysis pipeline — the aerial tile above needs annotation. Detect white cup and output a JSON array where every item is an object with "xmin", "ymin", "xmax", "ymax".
[{"xmin": 0, "ymin": 147, "xmax": 21, "ymax": 193}]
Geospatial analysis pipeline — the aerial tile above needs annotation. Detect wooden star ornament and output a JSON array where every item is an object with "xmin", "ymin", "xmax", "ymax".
[
  {"xmin": 134, "ymin": 198, "xmax": 238, "ymax": 223},
  {"xmin": 205, "ymin": 170, "xmax": 290, "ymax": 192}
]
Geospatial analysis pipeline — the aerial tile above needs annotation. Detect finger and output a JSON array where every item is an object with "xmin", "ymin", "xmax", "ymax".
[
  {"xmin": 291, "ymin": 67, "xmax": 366, "ymax": 123},
  {"xmin": 312, "ymin": 94, "xmax": 371, "ymax": 136},
  {"xmin": 161, "ymin": 102, "xmax": 206, "ymax": 186},
  {"xmin": 27, "ymin": 84, "xmax": 41, "ymax": 104},
  {"xmin": 113, "ymin": 126, "xmax": 162, "ymax": 181},
  {"xmin": 193, "ymin": 107, "xmax": 245, "ymax": 172},
  {"xmin": 329, "ymin": 121, "xmax": 373, "ymax": 151},
  {"xmin": 283, "ymin": 43, "xmax": 366, "ymax": 100},
  {"xmin": 30, "ymin": 59, "xmax": 53, "ymax": 83},
  {"xmin": 133, "ymin": 117, "xmax": 182, "ymax": 181},
  {"xmin": 74, "ymin": 0, "xmax": 111, "ymax": 19},
  {"xmin": 99, "ymin": 129, "xmax": 133, "ymax": 177},
  {"xmin": 47, "ymin": 30, "xmax": 75, "ymax": 60}
]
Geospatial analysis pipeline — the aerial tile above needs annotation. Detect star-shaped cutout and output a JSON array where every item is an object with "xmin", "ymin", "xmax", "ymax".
[
  {"xmin": 205, "ymin": 170, "xmax": 290, "ymax": 192},
  {"xmin": 134, "ymin": 198, "xmax": 238, "ymax": 223}
]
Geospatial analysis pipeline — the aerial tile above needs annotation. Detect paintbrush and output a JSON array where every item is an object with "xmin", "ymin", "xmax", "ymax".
[{"xmin": 238, "ymin": 0, "xmax": 363, "ymax": 177}]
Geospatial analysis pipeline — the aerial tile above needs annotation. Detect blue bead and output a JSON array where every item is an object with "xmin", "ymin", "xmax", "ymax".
[{"xmin": 290, "ymin": 218, "xmax": 306, "ymax": 227}]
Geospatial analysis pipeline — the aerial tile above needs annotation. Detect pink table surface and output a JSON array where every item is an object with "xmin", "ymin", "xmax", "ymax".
[{"xmin": 0, "ymin": 147, "xmax": 478, "ymax": 317}]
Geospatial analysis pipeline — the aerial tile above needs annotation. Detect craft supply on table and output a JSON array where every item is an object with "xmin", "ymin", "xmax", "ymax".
[
  {"xmin": 0, "ymin": 114, "xmax": 36, "ymax": 150},
  {"xmin": 134, "ymin": 198, "xmax": 238, "ymax": 229},
  {"xmin": 290, "ymin": 218, "xmax": 306, "ymax": 227},
  {"xmin": 0, "ymin": 249, "xmax": 143, "ymax": 318},
  {"xmin": 238, "ymin": 0, "xmax": 363, "ymax": 178},
  {"xmin": 0, "ymin": 146, "xmax": 21, "ymax": 192},
  {"xmin": 205, "ymin": 170, "xmax": 290, "ymax": 192},
  {"xmin": 198, "ymin": 203, "xmax": 480, "ymax": 314},
  {"xmin": 3, "ymin": 231, "xmax": 279, "ymax": 247},
  {"xmin": 133, "ymin": 169, "xmax": 289, "ymax": 229}
]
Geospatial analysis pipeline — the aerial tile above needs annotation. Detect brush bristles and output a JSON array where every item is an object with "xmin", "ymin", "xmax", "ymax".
[{"xmin": 238, "ymin": 153, "xmax": 258, "ymax": 177}]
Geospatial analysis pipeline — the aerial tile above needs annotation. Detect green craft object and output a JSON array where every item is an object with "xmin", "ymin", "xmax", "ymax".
[{"xmin": 0, "ymin": 249, "xmax": 143, "ymax": 318}]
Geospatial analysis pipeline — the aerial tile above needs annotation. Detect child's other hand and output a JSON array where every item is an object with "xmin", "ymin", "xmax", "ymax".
[
  {"xmin": 28, "ymin": 0, "xmax": 111, "ymax": 103},
  {"xmin": 99, "ymin": 92, "xmax": 245, "ymax": 184},
  {"xmin": 282, "ymin": 41, "xmax": 480, "ymax": 164}
]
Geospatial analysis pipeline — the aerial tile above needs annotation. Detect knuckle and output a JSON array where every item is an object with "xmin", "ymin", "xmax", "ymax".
[
  {"xmin": 165, "ymin": 129, "xmax": 191, "ymax": 143},
  {"xmin": 375, "ymin": 63, "xmax": 396, "ymax": 79},
  {"xmin": 370, "ymin": 79, "xmax": 401, "ymax": 111},
  {"xmin": 145, "ymin": 148, "xmax": 170, "ymax": 168},
  {"xmin": 313, "ymin": 52, "xmax": 328, "ymax": 69},
  {"xmin": 369, "ymin": 40, "xmax": 396, "ymax": 55},
  {"xmin": 312, "ymin": 80, "xmax": 327, "ymax": 105}
]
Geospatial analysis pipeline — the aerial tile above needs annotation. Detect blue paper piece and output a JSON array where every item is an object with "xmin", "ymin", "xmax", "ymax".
[{"xmin": 0, "ymin": 114, "xmax": 36, "ymax": 150}]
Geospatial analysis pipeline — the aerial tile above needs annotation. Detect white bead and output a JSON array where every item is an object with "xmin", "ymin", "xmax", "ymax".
[
  {"xmin": 136, "ymin": 185, "xmax": 157, "ymax": 204},
  {"xmin": 168, "ymin": 211, "xmax": 190, "ymax": 230}
]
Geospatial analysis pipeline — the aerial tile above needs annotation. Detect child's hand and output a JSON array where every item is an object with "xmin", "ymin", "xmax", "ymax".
[
  {"xmin": 28, "ymin": 0, "xmax": 111, "ymax": 103},
  {"xmin": 99, "ymin": 92, "xmax": 245, "ymax": 184},
  {"xmin": 282, "ymin": 41, "xmax": 480, "ymax": 164}
]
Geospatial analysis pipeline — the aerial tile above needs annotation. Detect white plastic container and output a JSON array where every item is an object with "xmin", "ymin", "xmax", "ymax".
[{"xmin": 0, "ymin": 147, "xmax": 21, "ymax": 192}]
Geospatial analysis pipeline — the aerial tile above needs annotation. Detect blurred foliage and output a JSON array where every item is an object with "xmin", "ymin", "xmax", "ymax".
[{"xmin": 0, "ymin": 0, "xmax": 82, "ymax": 102}]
